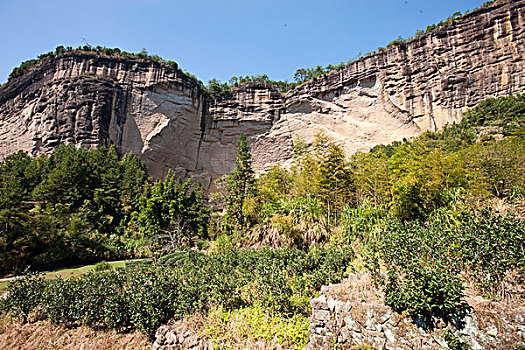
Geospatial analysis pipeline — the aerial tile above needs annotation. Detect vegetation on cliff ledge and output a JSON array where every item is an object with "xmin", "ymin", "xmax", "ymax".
[
  {"xmin": 7, "ymin": 45, "xmax": 200, "ymax": 85},
  {"xmin": 204, "ymin": 0, "xmax": 502, "ymax": 96},
  {"xmin": 7, "ymin": 0, "xmax": 501, "ymax": 97}
]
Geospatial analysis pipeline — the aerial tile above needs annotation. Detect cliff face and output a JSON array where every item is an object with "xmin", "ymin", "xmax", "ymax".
[
  {"xmin": 0, "ymin": 52, "xmax": 207, "ymax": 181},
  {"xmin": 289, "ymin": 0, "xmax": 525, "ymax": 130},
  {"xmin": 1, "ymin": 0, "xmax": 524, "ymax": 188}
]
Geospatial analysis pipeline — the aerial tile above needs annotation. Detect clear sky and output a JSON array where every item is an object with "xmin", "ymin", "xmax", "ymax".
[{"xmin": 1, "ymin": 0, "xmax": 486, "ymax": 85}]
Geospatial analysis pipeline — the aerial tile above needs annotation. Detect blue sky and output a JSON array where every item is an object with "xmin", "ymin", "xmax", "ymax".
[{"xmin": 1, "ymin": 0, "xmax": 486, "ymax": 85}]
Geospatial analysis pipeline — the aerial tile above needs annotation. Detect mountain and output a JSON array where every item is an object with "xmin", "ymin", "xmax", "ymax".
[{"xmin": 0, "ymin": 0, "xmax": 524, "ymax": 189}]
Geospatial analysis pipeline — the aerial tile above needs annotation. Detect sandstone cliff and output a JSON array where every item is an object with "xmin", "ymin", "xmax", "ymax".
[{"xmin": 1, "ymin": 0, "xmax": 524, "ymax": 188}]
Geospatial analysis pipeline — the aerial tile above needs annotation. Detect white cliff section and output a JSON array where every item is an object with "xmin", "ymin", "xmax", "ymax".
[
  {"xmin": 275, "ymin": 76, "xmax": 420, "ymax": 163},
  {"xmin": 121, "ymin": 84, "xmax": 205, "ymax": 181}
]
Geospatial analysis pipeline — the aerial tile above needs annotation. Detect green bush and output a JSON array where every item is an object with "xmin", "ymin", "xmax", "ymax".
[
  {"xmin": 3, "ymin": 247, "xmax": 352, "ymax": 336},
  {"xmin": 458, "ymin": 209, "xmax": 525, "ymax": 296},
  {"xmin": 372, "ymin": 219, "xmax": 467, "ymax": 326},
  {"xmin": 94, "ymin": 261, "xmax": 112, "ymax": 271},
  {"xmin": 369, "ymin": 208, "xmax": 524, "ymax": 325},
  {"xmin": 385, "ymin": 265, "xmax": 466, "ymax": 327},
  {"xmin": 2, "ymin": 273, "xmax": 48, "ymax": 322}
]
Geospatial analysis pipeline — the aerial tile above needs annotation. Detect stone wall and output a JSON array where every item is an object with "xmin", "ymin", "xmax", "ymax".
[{"xmin": 305, "ymin": 273, "xmax": 525, "ymax": 350}]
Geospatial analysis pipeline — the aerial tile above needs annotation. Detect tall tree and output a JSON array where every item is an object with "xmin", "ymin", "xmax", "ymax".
[
  {"xmin": 133, "ymin": 172, "xmax": 210, "ymax": 249},
  {"xmin": 318, "ymin": 142, "xmax": 354, "ymax": 211},
  {"xmin": 220, "ymin": 134, "xmax": 256, "ymax": 233}
]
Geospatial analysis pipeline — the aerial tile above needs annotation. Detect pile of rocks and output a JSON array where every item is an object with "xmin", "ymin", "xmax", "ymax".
[{"xmin": 153, "ymin": 325, "xmax": 211, "ymax": 350}]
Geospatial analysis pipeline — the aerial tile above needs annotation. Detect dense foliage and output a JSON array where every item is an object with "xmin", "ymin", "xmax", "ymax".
[
  {"xmin": 0, "ymin": 145, "xmax": 210, "ymax": 276},
  {"xmin": 213, "ymin": 94, "xmax": 525, "ymax": 328},
  {"xmin": 349, "ymin": 95, "xmax": 524, "ymax": 325},
  {"xmin": 132, "ymin": 171, "xmax": 210, "ymax": 253},
  {"xmin": 356, "ymin": 208, "xmax": 525, "ymax": 327},
  {"xmin": 368, "ymin": 207, "xmax": 524, "ymax": 326},
  {"xmin": 217, "ymin": 93, "xmax": 524, "ymax": 248},
  {"xmin": 212, "ymin": 132, "xmax": 354, "ymax": 248},
  {"xmin": 2, "ymin": 247, "xmax": 352, "ymax": 336}
]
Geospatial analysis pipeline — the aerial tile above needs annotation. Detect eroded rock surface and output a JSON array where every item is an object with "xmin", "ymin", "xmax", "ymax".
[{"xmin": 1, "ymin": 0, "xmax": 524, "ymax": 187}]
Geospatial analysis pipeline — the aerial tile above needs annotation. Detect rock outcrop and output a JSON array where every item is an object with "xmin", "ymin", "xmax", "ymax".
[
  {"xmin": 1, "ymin": 0, "xmax": 524, "ymax": 187},
  {"xmin": 306, "ymin": 273, "xmax": 525, "ymax": 350}
]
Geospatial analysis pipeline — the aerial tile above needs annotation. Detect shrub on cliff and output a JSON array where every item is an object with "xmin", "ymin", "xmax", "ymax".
[
  {"xmin": 206, "ymin": 79, "xmax": 232, "ymax": 99},
  {"xmin": 6, "ymin": 46, "xmax": 193, "ymax": 84},
  {"xmin": 463, "ymin": 93, "xmax": 525, "ymax": 132}
]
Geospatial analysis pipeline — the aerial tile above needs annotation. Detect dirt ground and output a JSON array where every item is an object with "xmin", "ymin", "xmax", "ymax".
[{"xmin": 0, "ymin": 316, "xmax": 151, "ymax": 350}]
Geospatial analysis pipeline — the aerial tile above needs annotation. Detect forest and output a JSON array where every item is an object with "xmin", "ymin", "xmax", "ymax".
[{"xmin": 1, "ymin": 93, "xmax": 524, "ymax": 348}]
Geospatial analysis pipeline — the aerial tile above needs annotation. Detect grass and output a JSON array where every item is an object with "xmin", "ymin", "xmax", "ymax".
[
  {"xmin": 0, "ymin": 313, "xmax": 151, "ymax": 350},
  {"xmin": 203, "ymin": 306, "xmax": 310, "ymax": 350},
  {"xmin": 0, "ymin": 260, "xmax": 128, "ymax": 294}
]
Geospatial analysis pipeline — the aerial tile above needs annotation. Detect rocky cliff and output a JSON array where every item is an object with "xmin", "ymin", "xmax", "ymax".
[
  {"xmin": 1, "ymin": 0, "xmax": 524, "ymax": 188},
  {"xmin": 0, "ymin": 52, "xmax": 207, "ymax": 181}
]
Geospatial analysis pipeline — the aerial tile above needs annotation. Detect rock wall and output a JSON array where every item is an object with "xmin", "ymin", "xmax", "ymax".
[
  {"xmin": 1, "ymin": 0, "xmax": 524, "ymax": 187},
  {"xmin": 0, "ymin": 52, "xmax": 206, "ymax": 181},
  {"xmin": 306, "ymin": 273, "xmax": 525, "ymax": 350}
]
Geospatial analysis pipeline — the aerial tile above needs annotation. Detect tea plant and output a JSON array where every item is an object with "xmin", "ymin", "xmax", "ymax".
[
  {"xmin": 3, "ymin": 247, "xmax": 353, "ymax": 336},
  {"xmin": 369, "ymin": 208, "xmax": 524, "ymax": 325}
]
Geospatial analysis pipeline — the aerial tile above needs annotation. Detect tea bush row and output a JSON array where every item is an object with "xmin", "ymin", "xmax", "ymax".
[
  {"xmin": 2, "ymin": 247, "xmax": 352, "ymax": 336},
  {"xmin": 367, "ymin": 208, "xmax": 525, "ymax": 326}
]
